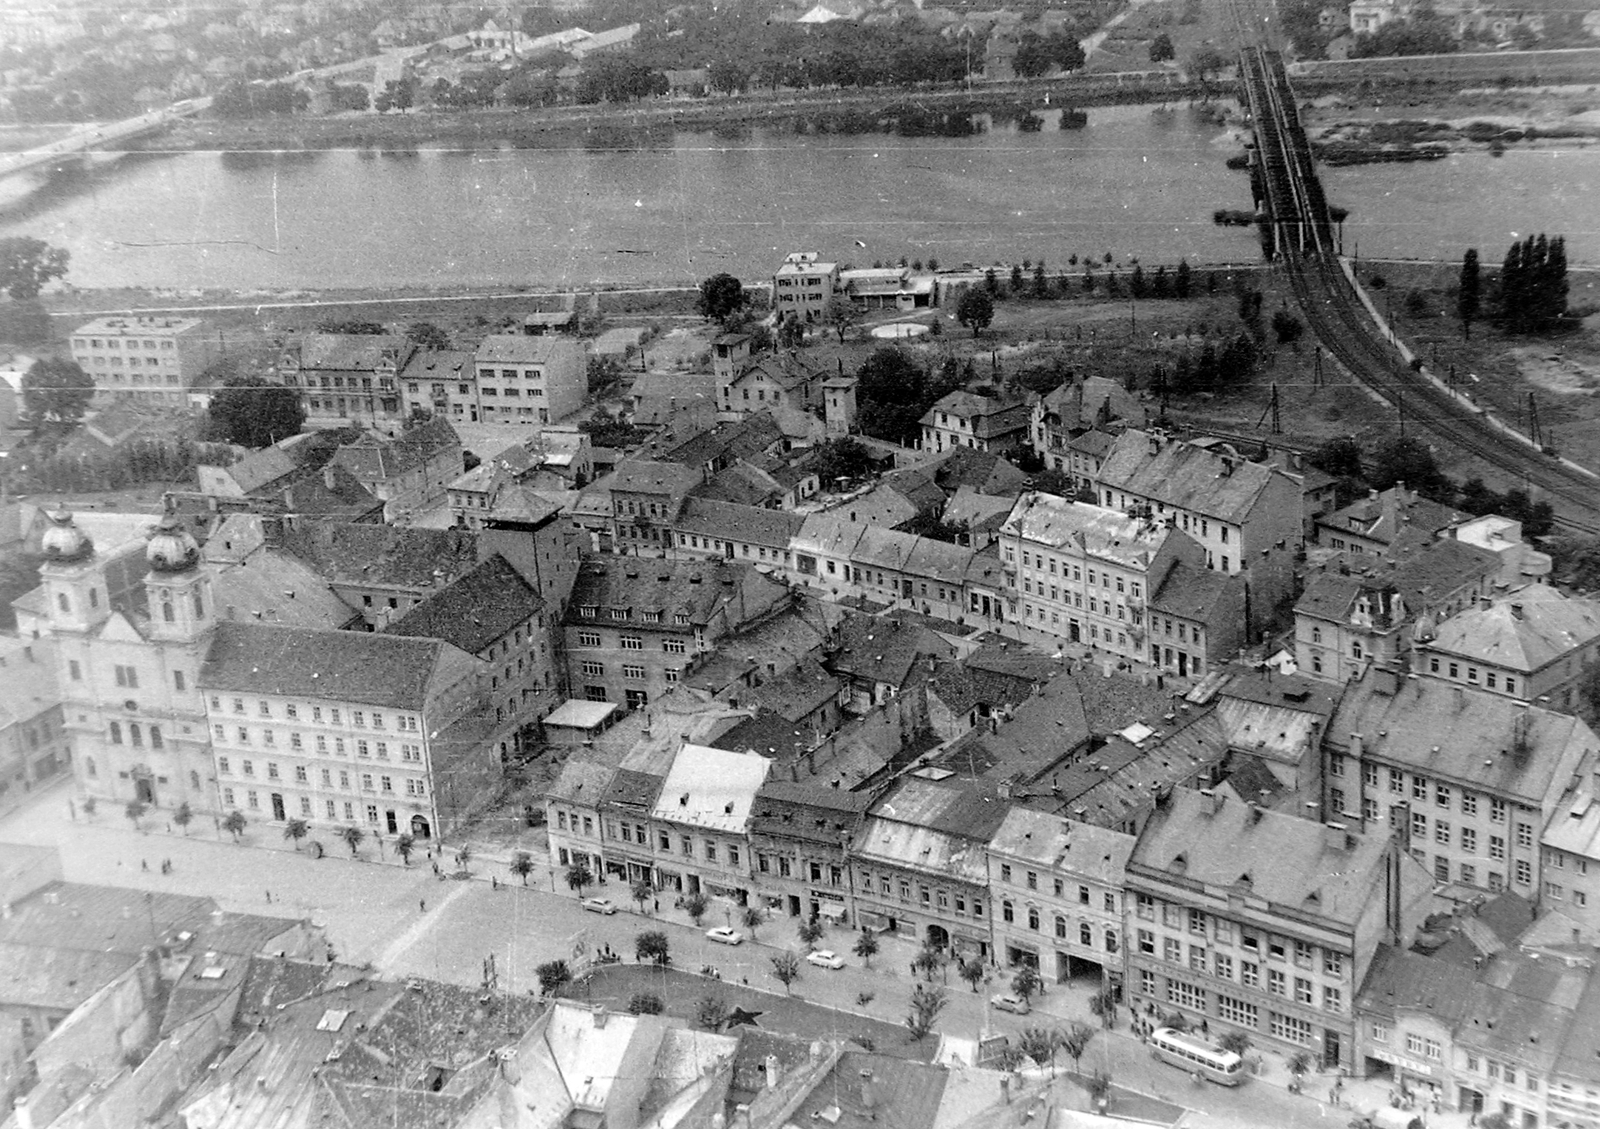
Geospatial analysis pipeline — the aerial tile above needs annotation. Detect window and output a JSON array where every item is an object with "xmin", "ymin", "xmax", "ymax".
[
  {"xmin": 580, "ymin": 661, "xmax": 604, "ymax": 677},
  {"xmin": 1491, "ymin": 798, "xmax": 1507, "ymax": 823},
  {"xmin": 1516, "ymin": 822, "xmax": 1534, "ymax": 849},
  {"xmin": 1164, "ymin": 937, "xmax": 1182, "ymax": 963},
  {"xmin": 1294, "ymin": 976, "xmax": 1313, "ymax": 1004},
  {"xmin": 1436, "ymin": 784, "xmax": 1451, "ymax": 809},
  {"xmin": 663, "ymin": 639, "xmax": 687, "ymax": 654},
  {"xmin": 1462, "ymin": 827, "xmax": 1477, "ymax": 854},
  {"xmin": 1241, "ymin": 961, "xmax": 1260, "ymax": 989},
  {"xmin": 1136, "ymin": 893, "xmax": 1155, "ymax": 920},
  {"xmin": 577, "ymin": 631, "xmax": 601, "ymax": 647},
  {"xmin": 1218, "ymin": 995, "xmax": 1258, "ymax": 1027},
  {"xmin": 620, "ymin": 636, "xmax": 643, "ymax": 650},
  {"xmin": 1268, "ymin": 968, "xmax": 1286, "ymax": 996},
  {"xmin": 1490, "ymin": 835, "xmax": 1506, "ymax": 861},
  {"xmin": 1269, "ymin": 1013, "xmax": 1313, "ymax": 1046},
  {"xmin": 1515, "ymin": 859, "xmax": 1532, "ymax": 886},
  {"xmin": 1371, "ymin": 1021, "xmax": 1390, "ymax": 1043},
  {"xmin": 114, "ymin": 664, "xmax": 139, "ymax": 689},
  {"xmin": 1214, "ymin": 953, "xmax": 1234, "ymax": 980},
  {"xmin": 622, "ymin": 664, "xmax": 646, "ymax": 680},
  {"xmin": 1324, "ymin": 950, "xmax": 1344, "ymax": 977},
  {"xmin": 1293, "ymin": 939, "xmax": 1313, "ymax": 967},
  {"xmin": 1138, "ymin": 929, "xmax": 1155, "ymax": 954},
  {"xmin": 1435, "ymin": 820, "xmax": 1451, "ymax": 844},
  {"xmin": 1462, "ymin": 791, "xmax": 1478, "ymax": 816}
]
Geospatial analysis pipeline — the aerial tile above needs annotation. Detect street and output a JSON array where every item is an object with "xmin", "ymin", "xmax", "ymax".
[{"xmin": 1, "ymin": 783, "xmax": 1446, "ymax": 1129}]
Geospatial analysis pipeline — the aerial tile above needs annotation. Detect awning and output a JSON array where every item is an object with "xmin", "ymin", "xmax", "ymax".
[{"xmin": 817, "ymin": 902, "xmax": 848, "ymax": 919}]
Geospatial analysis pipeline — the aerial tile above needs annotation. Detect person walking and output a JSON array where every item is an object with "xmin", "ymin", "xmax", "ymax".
[
  {"xmin": 265, "ymin": 890, "xmax": 272, "ymax": 903},
  {"xmin": 420, "ymin": 898, "xmax": 427, "ymax": 912}
]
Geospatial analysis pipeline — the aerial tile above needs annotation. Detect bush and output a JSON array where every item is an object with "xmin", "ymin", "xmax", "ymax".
[{"xmin": 627, "ymin": 992, "xmax": 665, "ymax": 1015}]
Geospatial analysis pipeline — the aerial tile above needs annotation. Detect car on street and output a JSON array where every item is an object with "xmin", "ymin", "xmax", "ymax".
[
  {"xmin": 580, "ymin": 897, "xmax": 618, "ymax": 915},
  {"xmin": 991, "ymin": 992, "xmax": 1031, "ymax": 1015},
  {"xmin": 806, "ymin": 950, "xmax": 845, "ymax": 969},
  {"xmin": 705, "ymin": 926, "xmax": 744, "ymax": 945}
]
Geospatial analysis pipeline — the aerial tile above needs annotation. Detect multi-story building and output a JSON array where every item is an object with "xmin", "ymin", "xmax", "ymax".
[
  {"xmin": 788, "ymin": 514, "xmax": 982, "ymax": 626},
  {"xmin": 747, "ymin": 781, "xmax": 873, "ymax": 927},
  {"xmin": 1315, "ymin": 485, "xmax": 1465, "ymax": 555},
  {"xmin": 199, "ymin": 620, "xmax": 494, "ymax": 842},
  {"xmin": 609, "ymin": 459, "xmax": 701, "ymax": 558},
  {"xmin": 1295, "ymin": 537, "xmax": 1500, "ymax": 685},
  {"xmin": 1000, "ymin": 492, "xmax": 1204, "ymax": 668},
  {"xmin": 545, "ymin": 758, "xmax": 616, "ymax": 882},
  {"xmin": 1324, "ymin": 665, "xmax": 1597, "ymax": 896},
  {"xmin": 772, "ymin": 252, "xmax": 839, "ymax": 322},
  {"xmin": 646, "ymin": 743, "xmax": 769, "ymax": 907},
  {"xmin": 281, "ymin": 333, "xmax": 415, "ymax": 429},
  {"xmin": 69, "ymin": 316, "xmax": 220, "ymax": 407},
  {"xmin": 1125, "ymin": 787, "xmax": 1430, "ymax": 1072},
  {"xmin": 1416, "ymin": 585, "xmax": 1600, "ymax": 712},
  {"xmin": 0, "ymin": 635, "xmax": 68, "ymax": 819},
  {"xmin": 328, "ymin": 416, "xmax": 462, "ymax": 520},
  {"xmin": 1539, "ymin": 767, "xmax": 1600, "ymax": 934},
  {"xmin": 718, "ymin": 352, "xmax": 826, "ymax": 420},
  {"xmin": 274, "ymin": 521, "xmax": 481, "ymax": 632},
  {"xmin": 850, "ymin": 775, "xmax": 1009, "ymax": 961},
  {"xmin": 920, "ymin": 390, "xmax": 1031, "ymax": 456},
  {"xmin": 1031, "ymin": 377, "xmax": 1145, "ymax": 473},
  {"xmin": 671, "ymin": 498, "xmax": 803, "ymax": 570},
  {"xmin": 987, "ymin": 806, "xmax": 1134, "ymax": 990},
  {"xmin": 397, "ymin": 348, "xmax": 477, "ymax": 422},
  {"xmin": 1093, "ymin": 430, "xmax": 1303, "ymax": 577},
  {"xmin": 472, "ymin": 335, "xmax": 586, "ymax": 424},
  {"xmin": 563, "ymin": 557, "xmax": 790, "ymax": 711}
]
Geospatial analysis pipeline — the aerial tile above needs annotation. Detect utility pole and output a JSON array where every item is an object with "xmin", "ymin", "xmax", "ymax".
[
  {"xmin": 1312, "ymin": 345, "xmax": 1323, "ymax": 389},
  {"xmin": 1397, "ymin": 392, "xmax": 1405, "ymax": 439},
  {"xmin": 1528, "ymin": 393, "xmax": 1543, "ymax": 448}
]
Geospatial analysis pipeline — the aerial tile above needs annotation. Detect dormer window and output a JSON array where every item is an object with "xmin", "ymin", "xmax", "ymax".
[
  {"xmin": 579, "ymin": 606, "xmax": 597, "ymax": 618},
  {"xmin": 674, "ymin": 613, "xmax": 690, "ymax": 625},
  {"xmin": 609, "ymin": 607, "xmax": 629, "ymax": 621}
]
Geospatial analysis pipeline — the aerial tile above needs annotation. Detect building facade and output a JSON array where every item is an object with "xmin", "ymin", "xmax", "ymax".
[
  {"xmin": 70, "ymin": 316, "xmax": 219, "ymax": 407},
  {"xmin": 281, "ymin": 333, "xmax": 415, "ymax": 429},
  {"xmin": 772, "ymin": 252, "xmax": 839, "ymax": 322},
  {"xmin": 472, "ymin": 335, "xmax": 586, "ymax": 424},
  {"xmin": 748, "ymin": 781, "xmax": 872, "ymax": 926},
  {"xmin": 0, "ymin": 636, "xmax": 69, "ymax": 820}
]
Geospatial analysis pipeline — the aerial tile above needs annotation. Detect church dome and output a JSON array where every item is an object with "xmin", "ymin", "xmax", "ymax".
[
  {"xmin": 39, "ymin": 509, "xmax": 93, "ymax": 563},
  {"xmin": 145, "ymin": 512, "xmax": 200, "ymax": 573}
]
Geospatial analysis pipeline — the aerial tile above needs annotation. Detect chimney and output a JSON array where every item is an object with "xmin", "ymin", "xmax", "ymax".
[
  {"xmin": 324, "ymin": 464, "xmax": 337, "ymax": 490},
  {"xmin": 1349, "ymin": 733, "xmax": 1363, "ymax": 759},
  {"xmin": 1510, "ymin": 602, "xmax": 1524, "ymax": 620},
  {"xmin": 1323, "ymin": 820, "xmax": 1349, "ymax": 853},
  {"xmin": 765, "ymin": 1054, "xmax": 781, "ymax": 1090},
  {"xmin": 860, "ymin": 1070, "xmax": 879, "ymax": 1117},
  {"xmin": 1373, "ymin": 663, "xmax": 1400, "ymax": 697},
  {"xmin": 1201, "ymin": 788, "xmax": 1223, "ymax": 815}
]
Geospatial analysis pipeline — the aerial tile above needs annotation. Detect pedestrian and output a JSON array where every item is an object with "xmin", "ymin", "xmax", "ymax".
[
  {"xmin": 431, "ymin": 861, "xmax": 440, "ymax": 877},
  {"xmin": 420, "ymin": 898, "xmax": 426, "ymax": 912},
  {"xmin": 68, "ymin": 799, "xmax": 76, "ymax": 821},
  {"xmin": 742, "ymin": 976, "xmax": 749, "ymax": 985},
  {"xmin": 654, "ymin": 899, "xmax": 660, "ymax": 913},
  {"xmin": 492, "ymin": 876, "xmax": 498, "ymax": 890},
  {"xmin": 166, "ymin": 822, "xmax": 171, "ymax": 834},
  {"xmin": 265, "ymin": 890, "xmax": 271, "ymax": 903},
  {"xmin": 1200, "ymin": 1019, "xmax": 1209, "ymax": 1036},
  {"xmin": 141, "ymin": 859, "xmax": 148, "ymax": 872}
]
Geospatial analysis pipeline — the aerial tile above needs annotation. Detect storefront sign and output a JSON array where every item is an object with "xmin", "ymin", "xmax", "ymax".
[{"xmin": 1372, "ymin": 1048, "xmax": 1435, "ymax": 1078}]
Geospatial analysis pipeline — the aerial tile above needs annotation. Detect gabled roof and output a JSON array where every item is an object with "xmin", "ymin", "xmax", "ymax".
[
  {"xmin": 275, "ymin": 521, "xmax": 479, "ymax": 590},
  {"xmin": 1299, "ymin": 536, "xmax": 1499, "ymax": 619},
  {"xmin": 385, "ymin": 553, "xmax": 543, "ymax": 655},
  {"xmin": 200, "ymin": 622, "xmax": 473, "ymax": 709},
  {"xmin": 1425, "ymin": 585, "xmax": 1600, "ymax": 674},
  {"xmin": 296, "ymin": 332, "xmax": 413, "ymax": 372},
  {"xmin": 566, "ymin": 557, "xmax": 788, "ymax": 633},
  {"xmin": 473, "ymin": 334, "xmax": 583, "ymax": 366},
  {"xmin": 397, "ymin": 347, "xmax": 474, "ymax": 385},
  {"xmin": 1129, "ymin": 787, "xmax": 1394, "ymax": 925},
  {"xmin": 675, "ymin": 497, "xmax": 805, "ymax": 550},
  {"xmin": 611, "ymin": 458, "xmax": 701, "ymax": 497},
  {"xmin": 920, "ymin": 390, "xmax": 1031, "ymax": 439},
  {"xmin": 548, "ymin": 757, "xmax": 616, "ymax": 805},
  {"xmin": 1355, "ymin": 943, "xmax": 1476, "ymax": 1025},
  {"xmin": 1096, "ymin": 429, "xmax": 1287, "ymax": 524},
  {"xmin": 987, "ymin": 806, "xmax": 1134, "ymax": 885},
  {"xmin": 217, "ymin": 445, "xmax": 299, "ymax": 495},
  {"xmin": 1319, "ymin": 484, "xmax": 1466, "ymax": 545},
  {"xmin": 1150, "ymin": 559, "xmax": 1242, "ymax": 623},
  {"xmin": 829, "ymin": 613, "xmax": 955, "ymax": 687},
  {"xmin": 1002, "ymin": 492, "xmax": 1181, "ymax": 571},
  {"xmin": 664, "ymin": 414, "xmax": 783, "ymax": 471},
  {"xmin": 651, "ymin": 744, "xmax": 770, "ymax": 832},
  {"xmin": 1039, "ymin": 376, "xmax": 1146, "ymax": 433},
  {"xmin": 330, "ymin": 417, "xmax": 460, "ymax": 484}
]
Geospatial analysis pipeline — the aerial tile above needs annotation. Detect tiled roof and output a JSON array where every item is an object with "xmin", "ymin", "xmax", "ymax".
[
  {"xmin": 0, "ymin": 943, "xmax": 138, "ymax": 1010},
  {"xmin": 565, "ymin": 557, "xmax": 787, "ymax": 633},
  {"xmin": 693, "ymin": 461, "xmax": 784, "ymax": 508},
  {"xmin": 1096, "ymin": 430, "xmax": 1286, "ymax": 524},
  {"xmin": 987, "ymin": 805, "xmax": 1134, "ymax": 884},
  {"xmin": 1355, "ymin": 944, "xmax": 1476, "ymax": 1024},
  {"xmin": 297, "ymin": 333, "xmax": 413, "ymax": 372},
  {"xmin": 747, "ymin": 656, "xmax": 841, "ymax": 721},
  {"xmin": 0, "ymin": 882, "xmax": 216, "ymax": 954},
  {"xmin": 219, "ymin": 446, "xmax": 300, "ymax": 495},
  {"xmin": 1319, "ymin": 485, "xmax": 1465, "ymax": 545},
  {"xmin": 397, "ymin": 347, "xmax": 473, "ymax": 385},
  {"xmin": 548, "ymin": 758, "xmax": 616, "ymax": 805},
  {"xmin": 473, "ymin": 334, "xmax": 583, "ymax": 366},
  {"xmin": 211, "ymin": 551, "xmax": 357, "ymax": 631},
  {"xmin": 330, "ymin": 417, "xmax": 461, "ymax": 484},
  {"xmin": 200, "ymin": 621, "xmax": 470, "ymax": 709},
  {"xmin": 1040, "ymin": 376, "xmax": 1145, "ymax": 432},
  {"xmin": 675, "ymin": 497, "xmax": 804, "ymax": 550},
  {"xmin": 942, "ymin": 485, "xmax": 1015, "ymax": 532},
  {"xmin": 1424, "ymin": 585, "xmax": 1600, "ymax": 674},
  {"xmin": 1002, "ymin": 492, "xmax": 1180, "ymax": 570},
  {"xmin": 1130, "ymin": 786, "xmax": 1394, "ymax": 925},
  {"xmin": 602, "ymin": 767, "xmax": 663, "ymax": 810},
  {"xmin": 829, "ymin": 612, "xmax": 955, "ymax": 688},
  {"xmin": 920, "ymin": 390, "xmax": 1031, "ymax": 439},
  {"xmin": 275, "ymin": 521, "xmax": 479, "ymax": 590},
  {"xmin": 385, "ymin": 553, "xmax": 542, "ymax": 655},
  {"xmin": 664, "ymin": 414, "xmax": 783, "ymax": 471},
  {"xmin": 610, "ymin": 458, "xmax": 701, "ymax": 497},
  {"xmin": 1150, "ymin": 559, "xmax": 1241, "ymax": 622}
]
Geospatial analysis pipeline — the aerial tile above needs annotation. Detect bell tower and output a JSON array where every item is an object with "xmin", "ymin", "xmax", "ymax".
[
  {"xmin": 143, "ymin": 512, "xmax": 210, "ymax": 643},
  {"xmin": 38, "ymin": 510, "xmax": 109, "ymax": 635}
]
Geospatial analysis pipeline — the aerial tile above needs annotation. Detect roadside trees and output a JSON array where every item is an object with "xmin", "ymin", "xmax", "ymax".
[
  {"xmin": 565, "ymin": 860, "xmax": 593, "ymax": 896},
  {"xmin": 636, "ymin": 930, "xmax": 671, "ymax": 965},
  {"xmin": 125, "ymin": 800, "xmax": 146, "ymax": 831},
  {"xmin": 338, "ymin": 825, "xmax": 364, "ymax": 857},
  {"xmin": 222, "ymin": 810, "xmax": 247, "ymax": 842},
  {"xmin": 510, "ymin": 850, "xmax": 534, "ymax": 885},
  {"xmin": 821, "ymin": 295, "xmax": 860, "ymax": 343},
  {"xmin": 536, "ymin": 960, "xmax": 572, "ymax": 996},
  {"xmin": 771, "ymin": 951, "xmax": 802, "ymax": 994},
  {"xmin": 282, "ymin": 818, "xmax": 309, "ymax": 850},
  {"xmin": 172, "ymin": 802, "xmax": 193, "ymax": 836},
  {"xmin": 683, "ymin": 891, "xmax": 709, "ymax": 927},
  {"xmin": 905, "ymin": 983, "xmax": 948, "ymax": 1041},
  {"xmin": 396, "ymin": 834, "xmax": 416, "ymax": 866},
  {"xmin": 956, "ymin": 287, "xmax": 995, "ymax": 337},
  {"xmin": 1011, "ymin": 963, "xmax": 1044, "ymax": 1005},
  {"xmin": 853, "ymin": 929, "xmax": 879, "ymax": 969}
]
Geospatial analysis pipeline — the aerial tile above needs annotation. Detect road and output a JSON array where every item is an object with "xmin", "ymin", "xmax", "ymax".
[{"xmin": 0, "ymin": 782, "xmax": 1466, "ymax": 1129}]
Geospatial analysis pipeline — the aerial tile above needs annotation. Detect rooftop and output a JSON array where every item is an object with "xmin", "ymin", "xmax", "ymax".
[
  {"xmin": 1424, "ymin": 584, "xmax": 1600, "ymax": 674},
  {"xmin": 275, "ymin": 520, "xmax": 479, "ymax": 591},
  {"xmin": 330, "ymin": 417, "xmax": 461, "ymax": 484},
  {"xmin": 385, "ymin": 553, "xmax": 543, "ymax": 655},
  {"xmin": 1002, "ymin": 493, "xmax": 1181, "ymax": 571},
  {"xmin": 1096, "ymin": 430, "xmax": 1288, "ymax": 524},
  {"xmin": 650, "ymin": 744, "xmax": 770, "ymax": 833},
  {"xmin": 473, "ymin": 334, "xmax": 584, "ymax": 366}
]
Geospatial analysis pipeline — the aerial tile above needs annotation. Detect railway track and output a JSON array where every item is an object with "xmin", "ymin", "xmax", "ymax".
[{"xmin": 1224, "ymin": 0, "xmax": 1600, "ymax": 535}]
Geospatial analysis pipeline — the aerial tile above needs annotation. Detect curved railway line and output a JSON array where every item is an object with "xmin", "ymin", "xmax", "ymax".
[{"xmin": 1225, "ymin": 0, "xmax": 1600, "ymax": 535}]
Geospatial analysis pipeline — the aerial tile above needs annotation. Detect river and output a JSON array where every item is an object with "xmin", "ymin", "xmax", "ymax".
[{"xmin": 2, "ymin": 102, "xmax": 1595, "ymax": 292}]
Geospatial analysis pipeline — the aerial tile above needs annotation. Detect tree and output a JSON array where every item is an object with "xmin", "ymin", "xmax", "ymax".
[
  {"xmin": 683, "ymin": 890, "xmax": 709, "ymax": 926},
  {"xmin": 1089, "ymin": 985, "xmax": 1119, "ymax": 1028},
  {"xmin": 811, "ymin": 437, "xmax": 875, "ymax": 485},
  {"xmin": 697, "ymin": 273, "xmax": 746, "ymax": 324},
  {"xmin": 82, "ymin": 797, "xmax": 97, "ymax": 818},
  {"xmin": 1458, "ymin": 248, "xmax": 1481, "ymax": 339},
  {"xmin": 1189, "ymin": 47, "xmax": 1228, "ymax": 85},
  {"xmin": 1217, "ymin": 1031, "xmax": 1252, "ymax": 1056},
  {"xmin": 797, "ymin": 917, "xmax": 824, "ymax": 950},
  {"xmin": 535, "ymin": 958, "xmax": 572, "ymax": 996},
  {"xmin": 1011, "ymin": 963, "xmax": 1044, "ymax": 1004},
  {"xmin": 315, "ymin": 320, "xmax": 385, "ymax": 335},
  {"xmin": 912, "ymin": 944, "xmax": 944, "ymax": 981},
  {"xmin": 897, "ymin": 511, "xmax": 968, "ymax": 543},
  {"xmin": 696, "ymin": 995, "xmax": 729, "ymax": 1031},
  {"xmin": 821, "ymin": 295, "xmax": 861, "ymax": 343},
  {"xmin": 631, "ymin": 877, "xmax": 653, "ymax": 911},
  {"xmin": 125, "ymin": 799, "xmax": 146, "ymax": 830},
  {"xmin": 853, "ymin": 929, "xmax": 879, "ymax": 968},
  {"xmin": 1497, "ymin": 233, "xmax": 1569, "ymax": 334},
  {"xmin": 1271, "ymin": 309, "xmax": 1305, "ymax": 345},
  {"xmin": 283, "ymin": 818, "xmax": 309, "ymax": 850},
  {"xmin": 1030, "ymin": 467, "xmax": 1074, "ymax": 497},
  {"xmin": 1310, "ymin": 436, "xmax": 1364, "ymax": 480},
  {"xmin": 454, "ymin": 844, "xmax": 473, "ymax": 872},
  {"xmin": 406, "ymin": 321, "xmax": 450, "ymax": 350},
  {"xmin": 1130, "ymin": 264, "xmax": 1148, "ymax": 299},
  {"xmin": 374, "ymin": 78, "xmax": 416, "ymax": 113},
  {"xmin": 1285, "ymin": 1050, "xmax": 1313, "ymax": 1090},
  {"xmin": 770, "ymin": 951, "xmax": 802, "ymax": 994},
  {"xmin": 565, "ymin": 860, "xmax": 593, "ymax": 896},
  {"xmin": 222, "ymin": 810, "xmax": 247, "ymax": 842},
  {"xmin": 396, "ymin": 833, "xmax": 416, "ymax": 866},
  {"xmin": 1058, "ymin": 1021, "xmax": 1097, "ymax": 1071},
  {"xmin": 172, "ymin": 802, "xmax": 193, "ymax": 836},
  {"xmin": 207, "ymin": 376, "xmax": 305, "ymax": 448},
  {"xmin": 1371, "ymin": 435, "xmax": 1454, "ymax": 501},
  {"xmin": 22, "ymin": 358, "xmax": 94, "ymax": 429},
  {"xmin": 1017, "ymin": 1027, "xmax": 1058, "ymax": 1073},
  {"xmin": 959, "ymin": 959, "xmax": 986, "ymax": 992},
  {"xmin": 708, "ymin": 60, "xmax": 750, "ymax": 94},
  {"xmin": 956, "ymin": 287, "xmax": 995, "ymax": 337},
  {"xmin": 1084, "ymin": 1070, "xmax": 1113, "ymax": 1109},
  {"xmin": 1174, "ymin": 259, "xmax": 1193, "ymax": 299},
  {"xmin": 0, "ymin": 236, "xmax": 69, "ymax": 300},
  {"xmin": 905, "ymin": 982, "xmax": 947, "ymax": 1041},
  {"xmin": 741, "ymin": 906, "xmax": 766, "ymax": 939},
  {"xmin": 1149, "ymin": 32, "xmax": 1176, "ymax": 62},
  {"xmin": 636, "ymin": 930, "xmax": 671, "ymax": 965},
  {"xmin": 501, "ymin": 849, "xmax": 530, "ymax": 885},
  {"xmin": 338, "ymin": 825, "xmax": 364, "ymax": 857},
  {"xmin": 627, "ymin": 992, "xmax": 665, "ymax": 1014}
]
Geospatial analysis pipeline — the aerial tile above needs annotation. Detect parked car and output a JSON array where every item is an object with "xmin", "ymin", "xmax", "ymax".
[
  {"xmin": 806, "ymin": 949, "xmax": 845, "ymax": 970},
  {"xmin": 581, "ymin": 897, "xmax": 617, "ymax": 915},
  {"xmin": 705, "ymin": 926, "xmax": 744, "ymax": 945},
  {"xmin": 991, "ymin": 992, "xmax": 1031, "ymax": 1015}
]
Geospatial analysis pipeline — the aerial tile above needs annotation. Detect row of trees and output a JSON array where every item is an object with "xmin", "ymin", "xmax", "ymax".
[{"xmin": 212, "ymin": 80, "xmax": 310, "ymax": 117}]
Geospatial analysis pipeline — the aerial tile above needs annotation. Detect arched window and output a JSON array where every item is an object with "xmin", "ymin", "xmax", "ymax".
[
  {"xmin": 149, "ymin": 726, "xmax": 163, "ymax": 750},
  {"xmin": 108, "ymin": 722, "xmax": 122, "ymax": 745},
  {"xmin": 1055, "ymin": 915, "xmax": 1067, "ymax": 939},
  {"xmin": 1105, "ymin": 929, "xmax": 1119, "ymax": 953},
  {"xmin": 1002, "ymin": 899, "xmax": 1014, "ymax": 923},
  {"xmin": 162, "ymin": 599, "xmax": 174, "ymax": 623},
  {"xmin": 129, "ymin": 723, "xmax": 142, "ymax": 747},
  {"xmin": 86, "ymin": 756, "xmax": 97, "ymax": 778},
  {"xmin": 89, "ymin": 588, "xmax": 99, "ymax": 609},
  {"xmin": 57, "ymin": 593, "xmax": 70, "ymax": 613},
  {"xmin": 193, "ymin": 590, "xmax": 204, "ymax": 618},
  {"xmin": 1080, "ymin": 922, "xmax": 1093, "ymax": 946},
  {"xmin": 1027, "ymin": 907, "xmax": 1040, "ymax": 931}
]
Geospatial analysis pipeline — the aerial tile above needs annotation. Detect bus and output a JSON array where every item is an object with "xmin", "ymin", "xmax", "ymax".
[{"xmin": 1148, "ymin": 1027, "xmax": 1245, "ymax": 1086}]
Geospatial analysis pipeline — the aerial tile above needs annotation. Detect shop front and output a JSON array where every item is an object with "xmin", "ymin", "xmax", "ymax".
[
  {"xmin": 810, "ymin": 889, "xmax": 849, "ymax": 927},
  {"xmin": 1367, "ymin": 1047, "xmax": 1449, "ymax": 1109}
]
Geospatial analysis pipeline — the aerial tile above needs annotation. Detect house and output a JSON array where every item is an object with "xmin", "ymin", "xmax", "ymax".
[
  {"xmin": 645, "ymin": 743, "xmax": 769, "ymax": 905},
  {"xmin": 630, "ymin": 370, "xmax": 719, "ymax": 434},
  {"xmin": 1031, "ymin": 377, "xmax": 1146, "ymax": 472},
  {"xmin": 670, "ymin": 497, "xmax": 803, "ymax": 569},
  {"xmin": 1316, "ymin": 484, "xmax": 1467, "ymax": 554},
  {"xmin": 1000, "ymin": 492, "xmax": 1205, "ymax": 669},
  {"xmin": 920, "ymin": 390, "xmax": 1031, "ymax": 456},
  {"xmin": 826, "ymin": 613, "xmax": 956, "ymax": 716},
  {"xmin": 328, "ymin": 417, "xmax": 463, "ymax": 519},
  {"xmin": 280, "ymin": 333, "xmax": 415, "ymax": 429},
  {"xmin": 850, "ymin": 775, "xmax": 1010, "ymax": 960},
  {"xmin": 773, "ymin": 252, "xmax": 840, "ymax": 322},
  {"xmin": 838, "ymin": 266, "xmax": 934, "ymax": 310},
  {"xmin": 718, "ymin": 351, "xmax": 827, "ymax": 419},
  {"xmin": 748, "ymin": 781, "xmax": 874, "ymax": 925},
  {"xmin": 1323, "ymin": 664, "xmax": 1599, "ymax": 897},
  {"xmin": 1449, "ymin": 514, "xmax": 1552, "ymax": 587},
  {"xmin": 1124, "ymin": 787, "xmax": 1431, "ymax": 1072},
  {"xmin": 273, "ymin": 520, "xmax": 480, "ymax": 631},
  {"xmin": 563, "ymin": 557, "xmax": 791, "ymax": 711},
  {"xmin": 397, "ymin": 348, "xmax": 477, "ymax": 422},
  {"xmin": 608, "ymin": 459, "xmax": 702, "ymax": 557},
  {"xmin": 472, "ymin": 335, "xmax": 586, "ymax": 424},
  {"xmin": 567, "ymin": 22, "xmax": 640, "ymax": 59},
  {"xmin": 544, "ymin": 757, "xmax": 617, "ymax": 880},
  {"xmin": 0, "ymin": 636, "xmax": 68, "ymax": 819},
  {"xmin": 987, "ymin": 807, "xmax": 1134, "ymax": 990},
  {"xmin": 1415, "ymin": 585, "xmax": 1600, "ymax": 712},
  {"xmin": 69, "ymin": 316, "xmax": 220, "ymax": 409}
]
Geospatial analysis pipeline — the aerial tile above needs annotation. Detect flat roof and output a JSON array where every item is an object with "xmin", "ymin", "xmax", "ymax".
[{"xmin": 545, "ymin": 700, "xmax": 619, "ymax": 730}]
